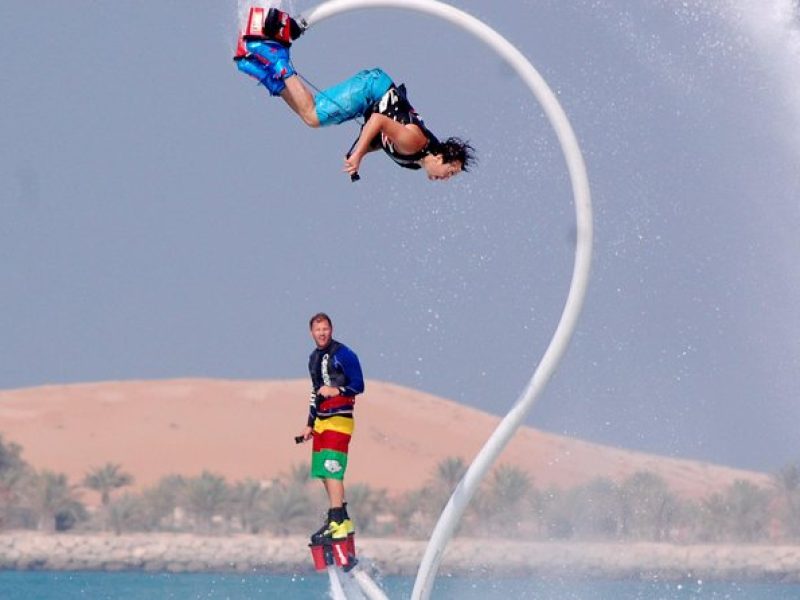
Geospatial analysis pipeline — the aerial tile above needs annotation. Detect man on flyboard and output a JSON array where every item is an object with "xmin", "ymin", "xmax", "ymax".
[
  {"xmin": 234, "ymin": 7, "xmax": 475, "ymax": 182},
  {"xmin": 299, "ymin": 312, "xmax": 364, "ymax": 572}
]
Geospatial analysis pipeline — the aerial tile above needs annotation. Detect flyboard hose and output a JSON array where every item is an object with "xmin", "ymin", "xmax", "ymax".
[{"xmin": 300, "ymin": 2, "xmax": 592, "ymax": 600}]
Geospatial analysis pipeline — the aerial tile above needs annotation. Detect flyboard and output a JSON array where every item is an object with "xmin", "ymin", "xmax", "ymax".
[
  {"xmin": 240, "ymin": 2, "xmax": 592, "ymax": 600},
  {"xmin": 308, "ymin": 521, "xmax": 357, "ymax": 573}
]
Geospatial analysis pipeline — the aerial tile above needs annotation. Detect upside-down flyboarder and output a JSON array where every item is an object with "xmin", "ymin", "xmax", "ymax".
[{"xmin": 234, "ymin": 7, "xmax": 475, "ymax": 182}]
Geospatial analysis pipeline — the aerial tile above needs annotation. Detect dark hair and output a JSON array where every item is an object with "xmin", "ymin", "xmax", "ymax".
[
  {"xmin": 437, "ymin": 137, "xmax": 476, "ymax": 172},
  {"xmin": 308, "ymin": 312, "xmax": 332, "ymax": 329}
]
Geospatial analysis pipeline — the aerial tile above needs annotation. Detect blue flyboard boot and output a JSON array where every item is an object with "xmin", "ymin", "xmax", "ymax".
[
  {"xmin": 233, "ymin": 7, "xmax": 300, "ymax": 96},
  {"xmin": 234, "ymin": 35, "xmax": 296, "ymax": 97},
  {"xmin": 244, "ymin": 40, "xmax": 295, "ymax": 96}
]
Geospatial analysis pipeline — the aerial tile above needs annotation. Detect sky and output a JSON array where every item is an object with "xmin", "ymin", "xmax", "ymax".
[{"xmin": 2, "ymin": 0, "xmax": 799, "ymax": 474}]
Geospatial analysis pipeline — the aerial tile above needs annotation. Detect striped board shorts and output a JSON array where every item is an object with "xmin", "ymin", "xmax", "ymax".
[{"xmin": 311, "ymin": 397, "xmax": 355, "ymax": 480}]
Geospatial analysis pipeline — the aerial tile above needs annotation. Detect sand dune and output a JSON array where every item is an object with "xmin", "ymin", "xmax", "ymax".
[{"xmin": 0, "ymin": 379, "xmax": 770, "ymax": 501}]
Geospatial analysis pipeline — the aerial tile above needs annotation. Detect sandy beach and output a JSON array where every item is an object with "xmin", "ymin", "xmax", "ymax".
[{"xmin": 1, "ymin": 532, "xmax": 799, "ymax": 583}]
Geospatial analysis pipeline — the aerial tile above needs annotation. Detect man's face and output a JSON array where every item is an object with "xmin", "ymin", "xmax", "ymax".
[
  {"xmin": 424, "ymin": 156, "xmax": 463, "ymax": 181},
  {"xmin": 310, "ymin": 319, "xmax": 332, "ymax": 348}
]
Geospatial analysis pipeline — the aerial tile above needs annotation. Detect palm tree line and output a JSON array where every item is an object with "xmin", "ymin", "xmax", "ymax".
[{"xmin": 1, "ymin": 435, "xmax": 799, "ymax": 543}]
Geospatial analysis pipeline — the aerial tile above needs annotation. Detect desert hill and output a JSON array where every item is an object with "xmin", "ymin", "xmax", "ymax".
[{"xmin": 0, "ymin": 379, "xmax": 770, "ymax": 500}]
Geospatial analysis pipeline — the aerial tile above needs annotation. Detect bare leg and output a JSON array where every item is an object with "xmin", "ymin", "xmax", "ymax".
[
  {"xmin": 322, "ymin": 478, "xmax": 345, "ymax": 508},
  {"xmin": 280, "ymin": 75, "xmax": 320, "ymax": 128}
]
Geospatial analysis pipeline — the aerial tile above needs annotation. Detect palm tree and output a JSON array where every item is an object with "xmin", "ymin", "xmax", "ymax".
[
  {"xmin": 436, "ymin": 457, "xmax": 467, "ymax": 490},
  {"xmin": 694, "ymin": 480, "xmax": 771, "ymax": 543},
  {"xmin": 535, "ymin": 487, "xmax": 575, "ymax": 540},
  {"xmin": 725, "ymin": 480, "xmax": 770, "ymax": 542},
  {"xmin": 83, "ymin": 463, "xmax": 134, "ymax": 532},
  {"xmin": 141, "ymin": 475, "xmax": 187, "ymax": 531},
  {"xmin": 774, "ymin": 462, "xmax": 800, "ymax": 540},
  {"xmin": 775, "ymin": 463, "xmax": 800, "ymax": 493},
  {"xmin": 422, "ymin": 456, "xmax": 467, "ymax": 518},
  {"xmin": 696, "ymin": 492, "xmax": 729, "ymax": 542},
  {"xmin": 391, "ymin": 489, "xmax": 428, "ymax": 538},
  {"xmin": 263, "ymin": 480, "xmax": 314, "ymax": 535},
  {"xmin": 108, "ymin": 493, "xmax": 147, "ymax": 534},
  {"xmin": 484, "ymin": 465, "xmax": 532, "ymax": 535},
  {"xmin": 0, "ymin": 436, "xmax": 29, "ymax": 529},
  {"xmin": 83, "ymin": 463, "xmax": 134, "ymax": 507},
  {"xmin": 230, "ymin": 478, "xmax": 270, "ymax": 533},
  {"xmin": 346, "ymin": 483, "xmax": 388, "ymax": 535},
  {"xmin": 185, "ymin": 471, "xmax": 229, "ymax": 532},
  {"xmin": 618, "ymin": 471, "xmax": 678, "ymax": 541},
  {"xmin": 285, "ymin": 463, "xmax": 311, "ymax": 487},
  {"xmin": 491, "ymin": 465, "xmax": 531, "ymax": 507},
  {"xmin": 0, "ymin": 436, "xmax": 26, "ymax": 479},
  {"xmin": 26, "ymin": 470, "xmax": 84, "ymax": 532},
  {"xmin": 568, "ymin": 478, "xmax": 622, "ymax": 540}
]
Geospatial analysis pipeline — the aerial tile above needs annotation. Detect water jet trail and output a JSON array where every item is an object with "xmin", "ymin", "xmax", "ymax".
[{"xmin": 327, "ymin": 565, "xmax": 347, "ymax": 599}]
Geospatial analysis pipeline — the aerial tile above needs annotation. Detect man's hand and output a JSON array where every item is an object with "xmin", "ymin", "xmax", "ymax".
[
  {"xmin": 317, "ymin": 385, "xmax": 342, "ymax": 398},
  {"xmin": 344, "ymin": 152, "xmax": 363, "ymax": 178},
  {"xmin": 296, "ymin": 425, "xmax": 313, "ymax": 443}
]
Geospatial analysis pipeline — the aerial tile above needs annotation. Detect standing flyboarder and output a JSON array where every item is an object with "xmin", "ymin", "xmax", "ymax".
[{"xmin": 299, "ymin": 312, "xmax": 364, "ymax": 554}]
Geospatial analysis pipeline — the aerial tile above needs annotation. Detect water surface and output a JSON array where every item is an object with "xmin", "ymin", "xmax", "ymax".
[{"xmin": 2, "ymin": 571, "xmax": 799, "ymax": 599}]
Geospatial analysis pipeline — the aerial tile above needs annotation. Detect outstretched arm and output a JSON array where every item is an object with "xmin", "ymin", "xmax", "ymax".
[{"xmin": 344, "ymin": 113, "xmax": 428, "ymax": 177}]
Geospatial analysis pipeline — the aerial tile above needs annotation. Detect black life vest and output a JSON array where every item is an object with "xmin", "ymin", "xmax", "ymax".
[
  {"xmin": 308, "ymin": 340, "xmax": 348, "ymax": 394},
  {"xmin": 362, "ymin": 84, "xmax": 441, "ymax": 170}
]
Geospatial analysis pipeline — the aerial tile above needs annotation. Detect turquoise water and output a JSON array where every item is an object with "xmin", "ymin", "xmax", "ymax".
[{"xmin": 1, "ymin": 572, "xmax": 799, "ymax": 600}]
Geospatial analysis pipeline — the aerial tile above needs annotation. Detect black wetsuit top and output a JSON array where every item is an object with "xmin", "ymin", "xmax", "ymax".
[{"xmin": 363, "ymin": 84, "xmax": 441, "ymax": 170}]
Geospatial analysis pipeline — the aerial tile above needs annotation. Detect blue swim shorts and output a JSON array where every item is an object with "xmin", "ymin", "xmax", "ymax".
[{"xmin": 314, "ymin": 68, "xmax": 393, "ymax": 127}]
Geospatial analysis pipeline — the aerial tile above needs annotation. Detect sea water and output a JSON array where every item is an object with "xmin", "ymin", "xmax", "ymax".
[{"xmin": 1, "ymin": 572, "xmax": 800, "ymax": 600}]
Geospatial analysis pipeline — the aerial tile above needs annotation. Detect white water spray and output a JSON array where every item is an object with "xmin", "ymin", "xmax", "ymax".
[
  {"xmin": 327, "ymin": 565, "xmax": 348, "ymax": 599},
  {"xmin": 648, "ymin": 0, "xmax": 800, "ymax": 152},
  {"xmin": 717, "ymin": 0, "xmax": 800, "ymax": 102}
]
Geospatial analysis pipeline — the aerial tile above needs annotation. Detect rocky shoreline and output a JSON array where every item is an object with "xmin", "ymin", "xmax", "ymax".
[{"xmin": 1, "ymin": 533, "xmax": 800, "ymax": 583}]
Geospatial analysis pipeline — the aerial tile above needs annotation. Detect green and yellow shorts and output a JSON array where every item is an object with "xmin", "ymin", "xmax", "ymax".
[{"xmin": 311, "ymin": 415, "xmax": 353, "ymax": 480}]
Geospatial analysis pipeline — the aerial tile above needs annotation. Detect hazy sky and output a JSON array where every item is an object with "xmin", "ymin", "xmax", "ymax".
[{"xmin": 2, "ymin": 1, "xmax": 799, "ymax": 473}]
